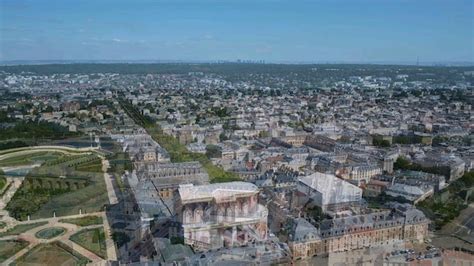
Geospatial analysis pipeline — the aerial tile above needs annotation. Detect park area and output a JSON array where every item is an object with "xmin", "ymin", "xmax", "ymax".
[
  {"xmin": 0, "ymin": 239, "xmax": 29, "ymax": 263},
  {"xmin": 0, "ymin": 146, "xmax": 116, "ymax": 264},
  {"xmin": 0, "ymin": 222, "xmax": 48, "ymax": 237},
  {"xmin": 0, "ymin": 147, "xmax": 109, "ymax": 220},
  {"xmin": 0, "ymin": 151, "xmax": 63, "ymax": 168},
  {"xmin": 14, "ymin": 242, "xmax": 91, "ymax": 266},
  {"xmin": 70, "ymin": 227, "xmax": 107, "ymax": 259},
  {"xmin": 0, "ymin": 217, "xmax": 111, "ymax": 264}
]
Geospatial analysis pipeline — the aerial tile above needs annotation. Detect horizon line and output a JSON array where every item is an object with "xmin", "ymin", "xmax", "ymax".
[{"xmin": 1, "ymin": 59, "xmax": 473, "ymax": 67}]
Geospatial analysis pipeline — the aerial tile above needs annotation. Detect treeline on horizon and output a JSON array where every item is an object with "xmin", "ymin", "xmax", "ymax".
[{"xmin": 1, "ymin": 63, "xmax": 473, "ymax": 76}]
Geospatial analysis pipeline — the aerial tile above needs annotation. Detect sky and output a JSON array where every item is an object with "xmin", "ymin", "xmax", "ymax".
[{"xmin": 0, "ymin": 0, "xmax": 473, "ymax": 63}]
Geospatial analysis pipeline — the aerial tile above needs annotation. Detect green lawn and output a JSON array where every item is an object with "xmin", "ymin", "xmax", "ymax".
[
  {"xmin": 0, "ymin": 222, "xmax": 48, "ymax": 237},
  {"xmin": 28, "ymin": 154, "xmax": 102, "ymax": 178},
  {"xmin": 70, "ymin": 228, "xmax": 107, "ymax": 259},
  {"xmin": 59, "ymin": 216, "xmax": 103, "ymax": 227},
  {"xmin": 74, "ymin": 158, "xmax": 103, "ymax": 173},
  {"xmin": 0, "ymin": 151, "xmax": 64, "ymax": 167},
  {"xmin": 0, "ymin": 239, "xmax": 29, "ymax": 263},
  {"xmin": 0, "ymin": 176, "xmax": 6, "ymax": 191},
  {"xmin": 14, "ymin": 242, "xmax": 90, "ymax": 266},
  {"xmin": 43, "ymin": 154, "xmax": 88, "ymax": 167}
]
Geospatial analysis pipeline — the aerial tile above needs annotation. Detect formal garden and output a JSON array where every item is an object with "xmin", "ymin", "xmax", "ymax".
[
  {"xmin": 0, "ymin": 239, "xmax": 29, "ymax": 263},
  {"xmin": 14, "ymin": 242, "xmax": 90, "ymax": 266},
  {"xmin": 0, "ymin": 151, "xmax": 64, "ymax": 168},
  {"xmin": 70, "ymin": 227, "xmax": 107, "ymax": 259},
  {"xmin": 0, "ymin": 222, "xmax": 48, "ymax": 237},
  {"xmin": 3, "ymin": 152, "xmax": 109, "ymax": 220}
]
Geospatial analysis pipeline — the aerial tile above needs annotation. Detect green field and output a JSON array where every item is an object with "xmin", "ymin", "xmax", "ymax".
[
  {"xmin": 0, "ymin": 239, "xmax": 29, "ymax": 263},
  {"xmin": 35, "ymin": 227, "xmax": 66, "ymax": 239},
  {"xmin": 59, "ymin": 216, "xmax": 103, "ymax": 227},
  {"xmin": 14, "ymin": 242, "xmax": 90, "ymax": 266},
  {"xmin": 0, "ymin": 222, "xmax": 48, "ymax": 237},
  {"xmin": 70, "ymin": 228, "xmax": 107, "ymax": 259}
]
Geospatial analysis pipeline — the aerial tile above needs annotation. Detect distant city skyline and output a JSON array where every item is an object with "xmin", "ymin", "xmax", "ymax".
[
  {"xmin": 1, "ymin": 59, "xmax": 473, "ymax": 67},
  {"xmin": 1, "ymin": 0, "xmax": 473, "ymax": 63}
]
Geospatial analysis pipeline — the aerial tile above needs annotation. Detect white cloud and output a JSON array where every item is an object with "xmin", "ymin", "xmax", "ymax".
[{"xmin": 203, "ymin": 34, "xmax": 214, "ymax": 40}]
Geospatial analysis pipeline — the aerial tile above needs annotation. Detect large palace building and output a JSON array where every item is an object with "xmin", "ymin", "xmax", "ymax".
[
  {"xmin": 176, "ymin": 182, "xmax": 268, "ymax": 251},
  {"xmin": 135, "ymin": 161, "xmax": 209, "ymax": 200},
  {"xmin": 287, "ymin": 203, "xmax": 429, "ymax": 259}
]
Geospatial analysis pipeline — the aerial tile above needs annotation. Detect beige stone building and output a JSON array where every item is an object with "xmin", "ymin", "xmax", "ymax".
[
  {"xmin": 176, "ymin": 182, "xmax": 268, "ymax": 251},
  {"xmin": 135, "ymin": 161, "xmax": 209, "ymax": 200},
  {"xmin": 287, "ymin": 204, "xmax": 429, "ymax": 259}
]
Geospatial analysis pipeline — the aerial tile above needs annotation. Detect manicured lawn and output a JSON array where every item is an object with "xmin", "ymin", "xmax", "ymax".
[
  {"xmin": 74, "ymin": 157, "xmax": 103, "ymax": 173},
  {"xmin": 0, "ymin": 239, "xmax": 29, "ymax": 263},
  {"xmin": 35, "ymin": 227, "xmax": 66, "ymax": 239},
  {"xmin": 70, "ymin": 228, "xmax": 107, "ymax": 259},
  {"xmin": 0, "ymin": 151, "xmax": 63, "ymax": 167},
  {"xmin": 0, "ymin": 176, "xmax": 6, "ymax": 191},
  {"xmin": 28, "ymin": 154, "xmax": 102, "ymax": 178},
  {"xmin": 59, "ymin": 216, "xmax": 103, "ymax": 227},
  {"xmin": 14, "ymin": 242, "xmax": 90, "ymax": 266},
  {"xmin": 0, "ymin": 222, "xmax": 48, "ymax": 237}
]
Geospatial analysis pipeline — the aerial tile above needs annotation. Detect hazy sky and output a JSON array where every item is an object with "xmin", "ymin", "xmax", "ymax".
[{"xmin": 1, "ymin": 0, "xmax": 473, "ymax": 63}]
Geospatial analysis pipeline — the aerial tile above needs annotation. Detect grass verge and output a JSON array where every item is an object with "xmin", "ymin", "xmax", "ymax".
[
  {"xmin": 0, "ymin": 239, "xmax": 29, "ymax": 263},
  {"xmin": 59, "ymin": 216, "xmax": 103, "ymax": 227},
  {"xmin": 0, "ymin": 222, "xmax": 48, "ymax": 237}
]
